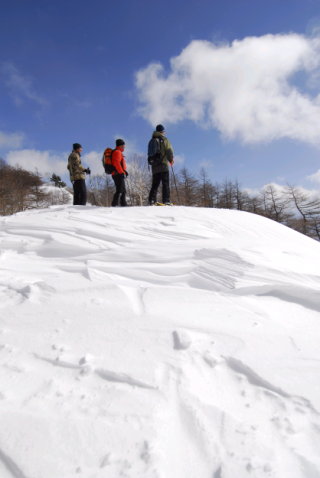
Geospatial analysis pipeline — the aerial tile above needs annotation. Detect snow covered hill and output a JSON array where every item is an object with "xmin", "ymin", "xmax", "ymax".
[{"xmin": 1, "ymin": 205, "xmax": 320, "ymax": 478}]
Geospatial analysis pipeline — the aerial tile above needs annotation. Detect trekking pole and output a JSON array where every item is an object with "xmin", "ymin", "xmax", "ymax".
[
  {"xmin": 88, "ymin": 171, "xmax": 102, "ymax": 207},
  {"xmin": 126, "ymin": 178, "xmax": 141, "ymax": 194},
  {"xmin": 126, "ymin": 178, "xmax": 145, "ymax": 206},
  {"xmin": 171, "ymin": 165, "xmax": 181, "ymax": 206}
]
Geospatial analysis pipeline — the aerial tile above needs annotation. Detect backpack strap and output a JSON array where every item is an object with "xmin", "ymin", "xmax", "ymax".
[
  {"xmin": 111, "ymin": 149, "xmax": 116, "ymax": 171},
  {"xmin": 159, "ymin": 137, "xmax": 167, "ymax": 161}
]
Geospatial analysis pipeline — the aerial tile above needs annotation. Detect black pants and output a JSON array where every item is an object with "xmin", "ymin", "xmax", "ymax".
[
  {"xmin": 149, "ymin": 171, "xmax": 170, "ymax": 204},
  {"xmin": 73, "ymin": 179, "xmax": 87, "ymax": 205},
  {"xmin": 112, "ymin": 175, "xmax": 127, "ymax": 207}
]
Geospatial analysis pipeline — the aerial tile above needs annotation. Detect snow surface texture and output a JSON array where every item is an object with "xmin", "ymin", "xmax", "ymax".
[{"xmin": 1, "ymin": 205, "xmax": 320, "ymax": 478}]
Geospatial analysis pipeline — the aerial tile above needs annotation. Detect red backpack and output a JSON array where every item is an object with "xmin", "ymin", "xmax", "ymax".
[{"xmin": 102, "ymin": 148, "xmax": 115, "ymax": 175}]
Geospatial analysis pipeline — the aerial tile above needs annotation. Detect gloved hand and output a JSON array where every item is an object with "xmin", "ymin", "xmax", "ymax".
[
  {"xmin": 85, "ymin": 168, "xmax": 91, "ymax": 174},
  {"xmin": 125, "ymin": 170, "xmax": 129, "ymax": 177},
  {"xmin": 120, "ymin": 173, "xmax": 125, "ymax": 178}
]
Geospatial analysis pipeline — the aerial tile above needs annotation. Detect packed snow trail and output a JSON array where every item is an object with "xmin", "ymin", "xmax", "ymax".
[{"xmin": 0, "ymin": 205, "xmax": 320, "ymax": 478}]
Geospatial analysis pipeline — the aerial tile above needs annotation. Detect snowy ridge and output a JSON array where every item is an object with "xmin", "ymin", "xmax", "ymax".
[{"xmin": 0, "ymin": 205, "xmax": 320, "ymax": 478}]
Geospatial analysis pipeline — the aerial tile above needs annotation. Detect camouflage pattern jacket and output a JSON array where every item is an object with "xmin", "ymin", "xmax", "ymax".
[{"xmin": 67, "ymin": 150, "xmax": 86, "ymax": 181}]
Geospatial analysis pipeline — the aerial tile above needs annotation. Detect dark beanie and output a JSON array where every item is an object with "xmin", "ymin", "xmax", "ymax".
[
  {"xmin": 156, "ymin": 124, "xmax": 165, "ymax": 133},
  {"xmin": 116, "ymin": 139, "xmax": 125, "ymax": 147},
  {"xmin": 73, "ymin": 143, "xmax": 82, "ymax": 150}
]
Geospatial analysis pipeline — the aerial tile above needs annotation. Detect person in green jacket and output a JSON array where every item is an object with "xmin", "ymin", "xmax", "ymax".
[{"xmin": 148, "ymin": 125, "xmax": 174, "ymax": 205}]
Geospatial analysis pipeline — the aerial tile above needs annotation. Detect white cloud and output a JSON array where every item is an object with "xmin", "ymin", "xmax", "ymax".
[
  {"xmin": 82, "ymin": 151, "xmax": 103, "ymax": 173},
  {"xmin": 245, "ymin": 182, "xmax": 320, "ymax": 200},
  {"xmin": 0, "ymin": 130, "xmax": 25, "ymax": 149},
  {"xmin": 5, "ymin": 149, "xmax": 108, "ymax": 178},
  {"xmin": 261, "ymin": 182, "xmax": 287, "ymax": 194},
  {"xmin": 243, "ymin": 187, "xmax": 260, "ymax": 196},
  {"xmin": 199, "ymin": 159, "xmax": 213, "ymax": 168},
  {"xmin": 307, "ymin": 169, "xmax": 320, "ymax": 183},
  {"xmin": 6, "ymin": 149, "xmax": 67, "ymax": 176},
  {"xmin": 136, "ymin": 33, "xmax": 320, "ymax": 146},
  {"xmin": 1, "ymin": 62, "xmax": 48, "ymax": 106},
  {"xmin": 174, "ymin": 154, "xmax": 185, "ymax": 165}
]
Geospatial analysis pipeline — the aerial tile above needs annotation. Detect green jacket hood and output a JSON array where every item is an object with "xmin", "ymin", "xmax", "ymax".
[{"xmin": 152, "ymin": 131, "xmax": 166, "ymax": 139}]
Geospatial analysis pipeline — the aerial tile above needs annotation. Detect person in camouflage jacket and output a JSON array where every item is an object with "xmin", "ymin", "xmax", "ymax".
[
  {"xmin": 148, "ymin": 125, "xmax": 174, "ymax": 205},
  {"xmin": 67, "ymin": 143, "xmax": 90, "ymax": 205}
]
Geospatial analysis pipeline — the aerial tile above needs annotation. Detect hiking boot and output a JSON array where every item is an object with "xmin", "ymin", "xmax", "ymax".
[{"xmin": 149, "ymin": 200, "xmax": 155, "ymax": 206}]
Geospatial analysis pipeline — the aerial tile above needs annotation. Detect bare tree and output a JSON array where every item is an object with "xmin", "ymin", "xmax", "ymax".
[
  {"xmin": 126, "ymin": 153, "xmax": 151, "ymax": 206},
  {"xmin": 233, "ymin": 179, "xmax": 250, "ymax": 211},
  {"xmin": 0, "ymin": 158, "xmax": 12, "ymax": 215},
  {"xmin": 308, "ymin": 215, "xmax": 320, "ymax": 240},
  {"xmin": 198, "ymin": 167, "xmax": 212, "ymax": 207},
  {"xmin": 169, "ymin": 166, "xmax": 180, "ymax": 205},
  {"xmin": 262, "ymin": 184, "xmax": 292, "ymax": 223},
  {"xmin": 101, "ymin": 175, "xmax": 116, "ymax": 207},
  {"xmin": 28, "ymin": 169, "xmax": 51, "ymax": 208},
  {"xmin": 284, "ymin": 183, "xmax": 320, "ymax": 235},
  {"xmin": 178, "ymin": 167, "xmax": 199, "ymax": 206},
  {"xmin": 86, "ymin": 174, "xmax": 103, "ymax": 206},
  {"xmin": 246, "ymin": 194, "xmax": 263, "ymax": 215},
  {"xmin": 0, "ymin": 163, "xmax": 46, "ymax": 214},
  {"xmin": 86, "ymin": 174, "xmax": 115, "ymax": 206},
  {"xmin": 46, "ymin": 187, "xmax": 71, "ymax": 206},
  {"xmin": 219, "ymin": 179, "xmax": 235, "ymax": 209}
]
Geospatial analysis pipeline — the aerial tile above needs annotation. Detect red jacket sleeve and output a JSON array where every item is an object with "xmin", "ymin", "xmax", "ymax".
[{"xmin": 112, "ymin": 150, "xmax": 125, "ymax": 175}]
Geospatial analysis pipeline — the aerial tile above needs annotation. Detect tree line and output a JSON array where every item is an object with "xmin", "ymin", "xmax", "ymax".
[{"xmin": 1, "ymin": 154, "xmax": 319, "ymax": 241}]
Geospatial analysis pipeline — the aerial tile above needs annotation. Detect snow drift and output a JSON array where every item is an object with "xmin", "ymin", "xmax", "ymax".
[{"xmin": 0, "ymin": 205, "xmax": 320, "ymax": 478}]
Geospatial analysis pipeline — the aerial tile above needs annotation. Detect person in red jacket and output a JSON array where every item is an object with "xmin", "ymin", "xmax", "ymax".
[{"xmin": 111, "ymin": 139, "xmax": 128, "ymax": 207}]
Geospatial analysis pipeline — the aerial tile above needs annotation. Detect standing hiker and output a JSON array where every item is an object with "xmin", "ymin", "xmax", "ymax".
[
  {"xmin": 67, "ymin": 143, "xmax": 91, "ymax": 206},
  {"xmin": 111, "ymin": 139, "xmax": 128, "ymax": 207},
  {"xmin": 148, "ymin": 125, "xmax": 174, "ymax": 205}
]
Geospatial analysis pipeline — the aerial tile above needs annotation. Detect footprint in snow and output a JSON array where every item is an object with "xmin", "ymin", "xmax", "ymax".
[
  {"xmin": 34, "ymin": 353, "xmax": 83, "ymax": 370},
  {"xmin": 0, "ymin": 446, "xmax": 30, "ymax": 478},
  {"xmin": 52, "ymin": 343, "xmax": 68, "ymax": 351},
  {"xmin": 173, "ymin": 330, "xmax": 192, "ymax": 350},
  {"xmin": 95, "ymin": 368, "xmax": 156, "ymax": 389},
  {"xmin": 91, "ymin": 298, "xmax": 105, "ymax": 305},
  {"xmin": 203, "ymin": 351, "xmax": 224, "ymax": 368},
  {"xmin": 79, "ymin": 354, "xmax": 94, "ymax": 365}
]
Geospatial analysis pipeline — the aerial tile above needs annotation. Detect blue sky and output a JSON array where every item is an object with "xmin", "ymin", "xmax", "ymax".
[{"xmin": 0, "ymin": 0, "xmax": 320, "ymax": 190}]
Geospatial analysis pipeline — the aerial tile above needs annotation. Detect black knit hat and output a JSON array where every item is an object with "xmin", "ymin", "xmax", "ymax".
[
  {"xmin": 73, "ymin": 143, "xmax": 82, "ymax": 150},
  {"xmin": 156, "ymin": 124, "xmax": 165, "ymax": 133},
  {"xmin": 116, "ymin": 139, "xmax": 125, "ymax": 147}
]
